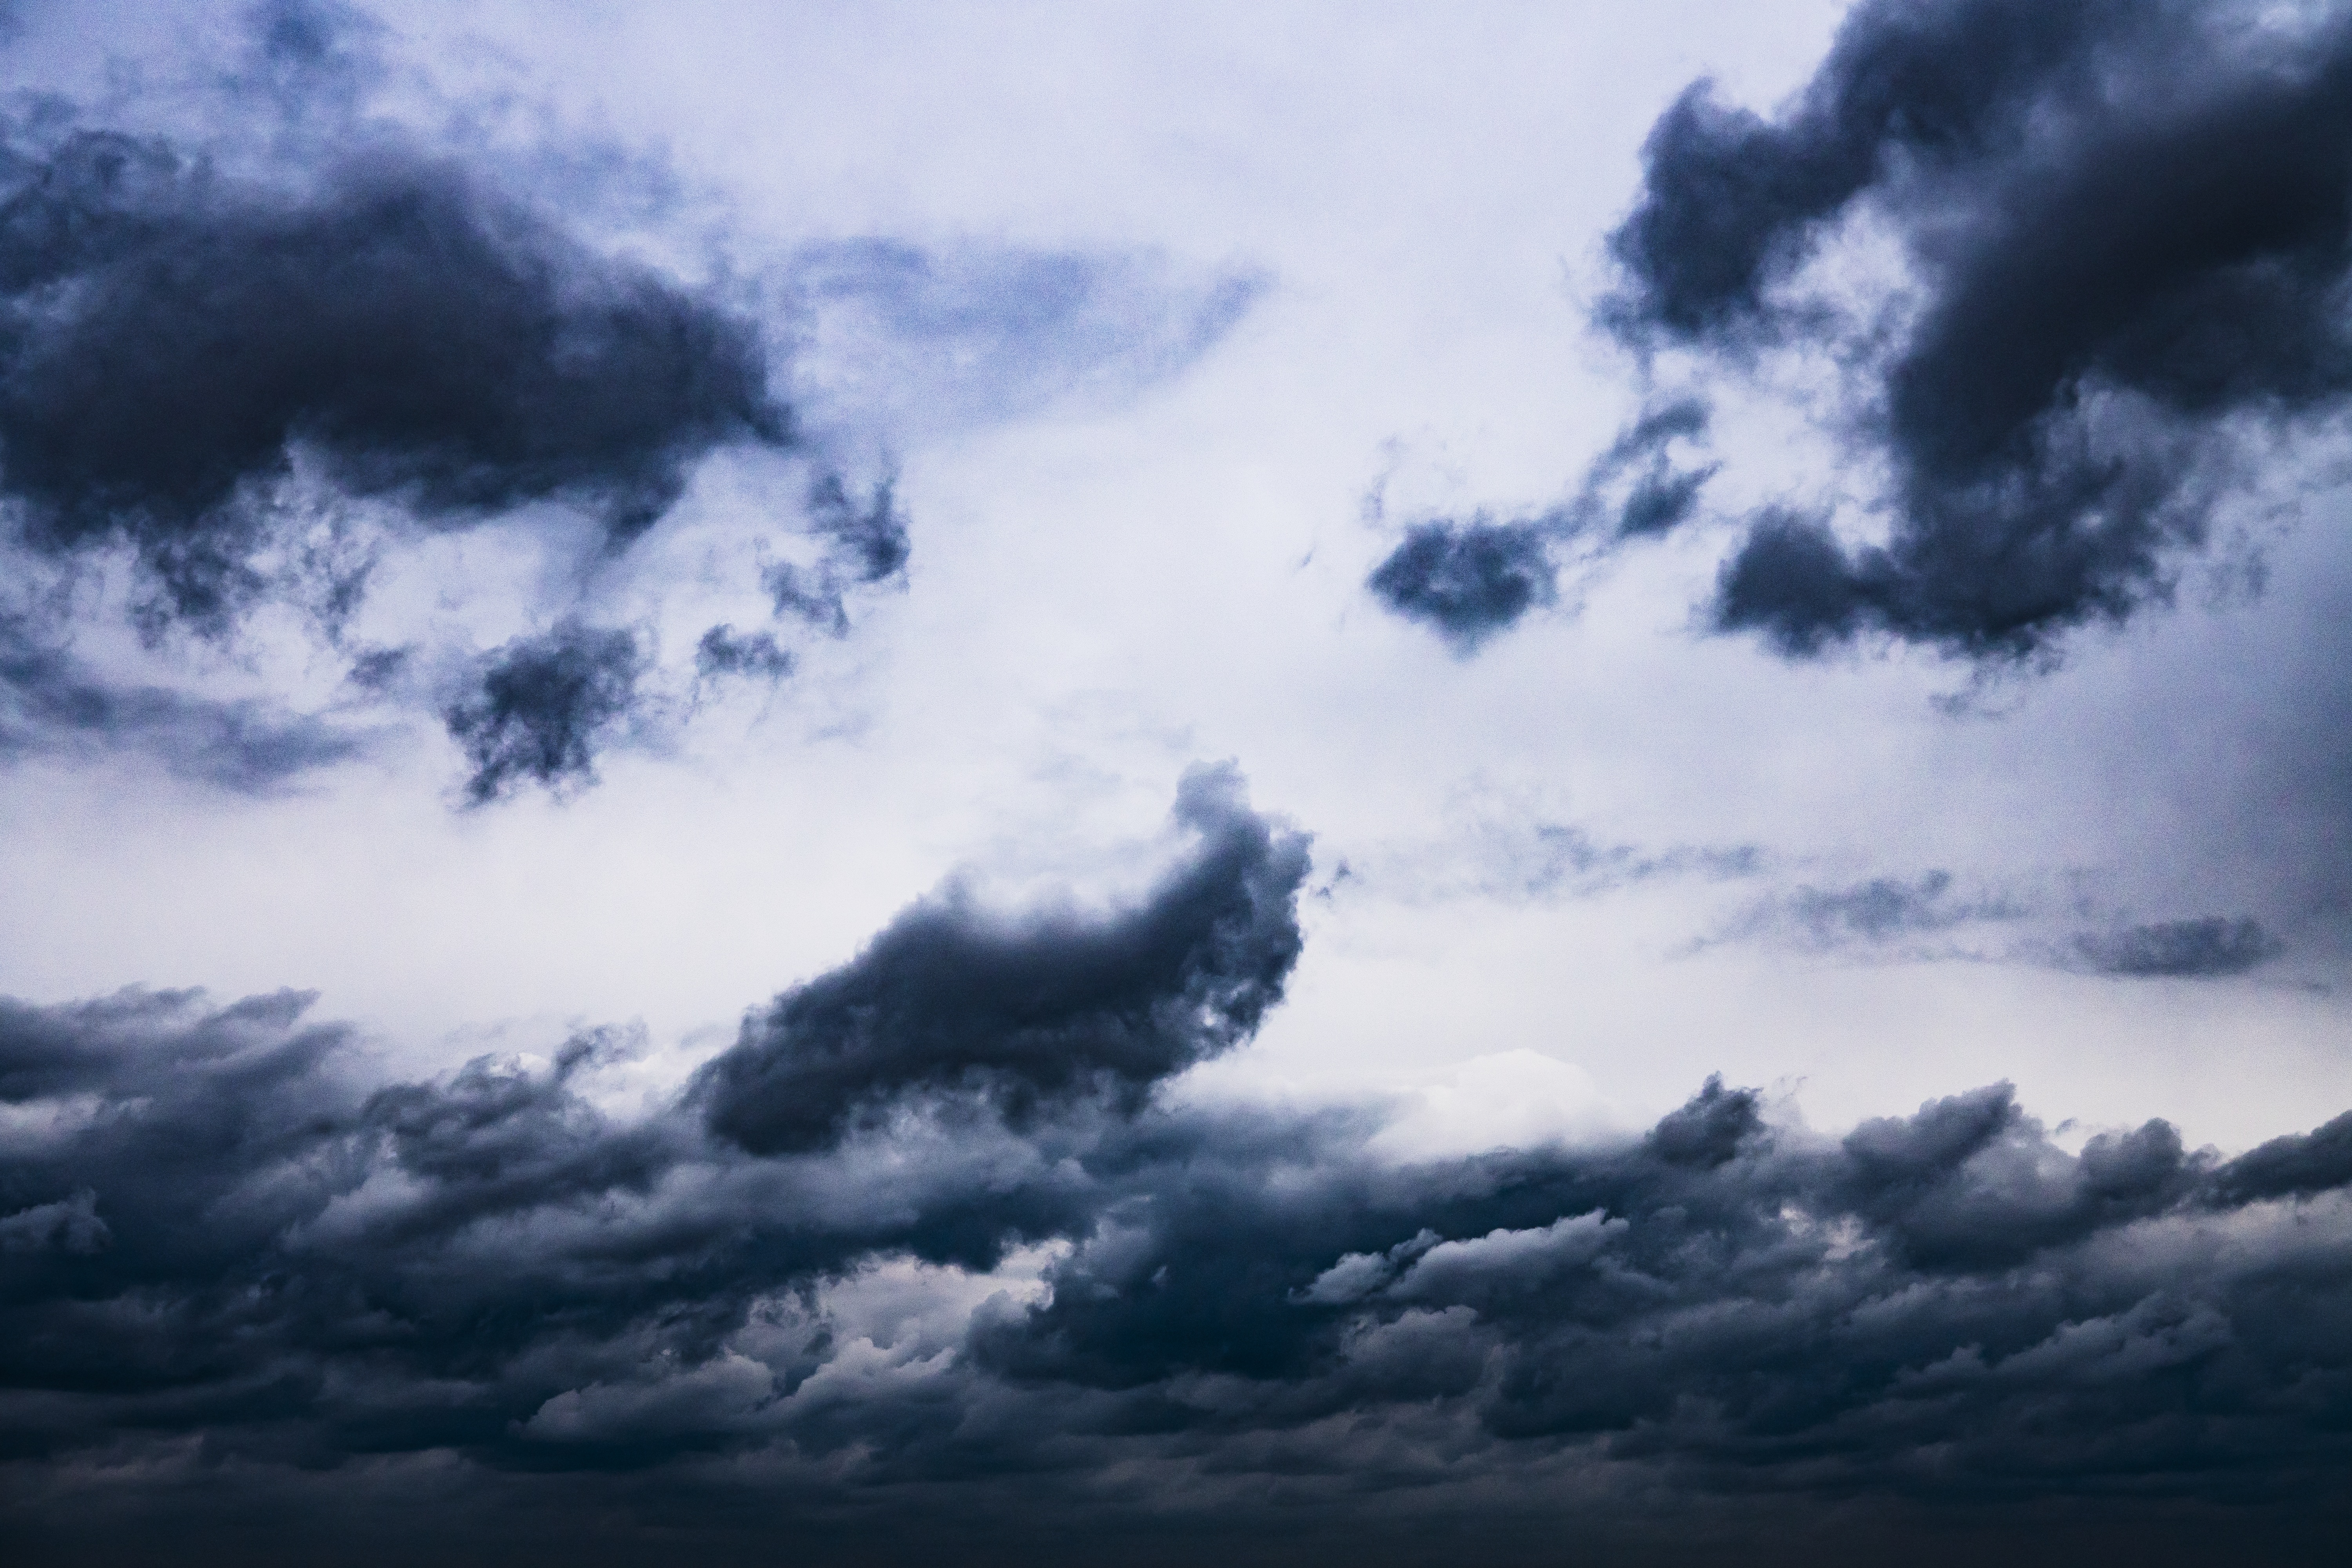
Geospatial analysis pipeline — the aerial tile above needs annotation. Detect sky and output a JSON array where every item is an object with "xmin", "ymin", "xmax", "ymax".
[{"xmin": 2, "ymin": 2, "xmax": 2350, "ymax": 1563}]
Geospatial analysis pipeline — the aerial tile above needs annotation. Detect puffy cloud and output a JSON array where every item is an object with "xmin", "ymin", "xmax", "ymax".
[
  {"xmin": 3, "ymin": 955, "xmax": 2348, "ymax": 1559},
  {"xmin": 0, "ymin": 134, "xmax": 789, "ymax": 635},
  {"xmin": 1365, "ymin": 518, "xmax": 1558, "ymax": 649},
  {"xmin": 696, "ymin": 762, "xmax": 1312, "ymax": 1153}
]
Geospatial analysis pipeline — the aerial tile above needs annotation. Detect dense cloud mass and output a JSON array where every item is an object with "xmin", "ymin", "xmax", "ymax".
[
  {"xmin": 1610, "ymin": 0, "xmax": 2352, "ymax": 658},
  {"xmin": 3, "ymin": 772, "xmax": 2348, "ymax": 1563},
  {"xmin": 0, "ymin": 129, "xmax": 789, "ymax": 633},
  {"xmin": 698, "ymin": 764, "xmax": 1309, "ymax": 1152}
]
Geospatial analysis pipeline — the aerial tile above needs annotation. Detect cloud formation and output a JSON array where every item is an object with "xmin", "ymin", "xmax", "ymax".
[
  {"xmin": 698, "ymin": 763, "xmax": 1310, "ymax": 1153},
  {"xmin": 3, "ymin": 773, "xmax": 2348, "ymax": 1562},
  {"xmin": 2072, "ymin": 916, "xmax": 2284, "ymax": 978},
  {"xmin": 1610, "ymin": 0, "xmax": 2352, "ymax": 659},
  {"xmin": 1, "ymin": 611, "xmax": 368, "ymax": 788},
  {"xmin": 0, "ymin": 131, "xmax": 790, "ymax": 635},
  {"xmin": 1366, "ymin": 398, "xmax": 1717, "ymax": 648},
  {"xmin": 443, "ymin": 621, "xmax": 645, "ymax": 804}
]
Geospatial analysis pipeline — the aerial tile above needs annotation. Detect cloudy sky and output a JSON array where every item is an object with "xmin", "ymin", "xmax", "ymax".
[{"xmin": 4, "ymin": 2, "xmax": 2350, "ymax": 1562}]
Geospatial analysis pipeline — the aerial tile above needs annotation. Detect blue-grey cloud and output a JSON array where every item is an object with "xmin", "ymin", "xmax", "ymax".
[
  {"xmin": 1610, "ymin": 0, "xmax": 2352, "ymax": 660},
  {"xmin": 443, "ymin": 621, "xmax": 644, "ymax": 805},
  {"xmin": 4, "ymin": 776, "xmax": 2350, "ymax": 1561},
  {"xmin": 2071, "ymin": 916, "xmax": 2284, "ymax": 978},
  {"xmin": 786, "ymin": 238, "xmax": 1263, "ymax": 436},
  {"xmin": 0, "ymin": 611, "xmax": 367, "ymax": 789},
  {"xmin": 1367, "ymin": 397, "xmax": 1715, "ymax": 648},
  {"xmin": 1366, "ymin": 517, "xmax": 1559, "ymax": 648},
  {"xmin": 697, "ymin": 762, "xmax": 1310, "ymax": 1153},
  {"xmin": 0, "ymin": 131, "xmax": 789, "ymax": 637}
]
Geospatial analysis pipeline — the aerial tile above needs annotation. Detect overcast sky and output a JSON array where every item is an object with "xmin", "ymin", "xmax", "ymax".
[{"xmin": 4, "ymin": 3, "xmax": 2350, "ymax": 1563}]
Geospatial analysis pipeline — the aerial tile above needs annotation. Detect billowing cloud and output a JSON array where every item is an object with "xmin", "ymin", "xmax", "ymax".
[
  {"xmin": 0, "ymin": 132, "xmax": 790, "ymax": 635},
  {"xmin": 697, "ymin": 762, "xmax": 1311, "ymax": 1153},
  {"xmin": 1610, "ymin": 0, "xmax": 2352, "ymax": 659},
  {"xmin": 3, "ymin": 773, "xmax": 2349, "ymax": 1561}
]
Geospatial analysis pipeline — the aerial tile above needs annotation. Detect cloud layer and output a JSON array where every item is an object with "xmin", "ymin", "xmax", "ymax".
[{"xmin": 4, "ymin": 769, "xmax": 2348, "ymax": 1563}]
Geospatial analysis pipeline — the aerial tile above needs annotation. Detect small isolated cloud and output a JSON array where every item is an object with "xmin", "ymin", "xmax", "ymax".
[
  {"xmin": 1367, "ymin": 397, "xmax": 1717, "ymax": 650},
  {"xmin": 443, "ymin": 621, "xmax": 645, "ymax": 805},
  {"xmin": 1366, "ymin": 518, "xmax": 1558, "ymax": 649}
]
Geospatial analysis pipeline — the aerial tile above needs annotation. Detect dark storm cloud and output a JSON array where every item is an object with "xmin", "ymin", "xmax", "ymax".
[
  {"xmin": 443, "ymin": 621, "xmax": 644, "ymax": 805},
  {"xmin": 1610, "ymin": 0, "xmax": 2352, "ymax": 659},
  {"xmin": 0, "ymin": 612, "xmax": 367, "ymax": 788},
  {"xmin": 0, "ymin": 131, "xmax": 789, "ymax": 635},
  {"xmin": 2072, "ymin": 915, "xmax": 2284, "ymax": 977},
  {"xmin": 696, "ymin": 762, "xmax": 1310, "ymax": 1154},
  {"xmin": 5, "ymin": 777, "xmax": 2351, "ymax": 1563},
  {"xmin": 1366, "ymin": 397, "xmax": 1715, "ymax": 647}
]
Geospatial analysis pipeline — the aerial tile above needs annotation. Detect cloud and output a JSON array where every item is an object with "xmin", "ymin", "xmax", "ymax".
[
  {"xmin": 692, "ymin": 624, "xmax": 793, "ymax": 684},
  {"xmin": 443, "ymin": 620, "xmax": 645, "ymax": 805},
  {"xmin": 0, "ymin": 611, "xmax": 369, "ymax": 789},
  {"xmin": 786, "ymin": 238, "xmax": 1264, "ymax": 437},
  {"xmin": 1366, "ymin": 518, "xmax": 1558, "ymax": 648},
  {"xmin": 696, "ymin": 762, "xmax": 1311, "ymax": 1153},
  {"xmin": 1608, "ymin": 0, "xmax": 2352, "ymax": 659},
  {"xmin": 1709, "ymin": 867, "xmax": 2021, "ymax": 955},
  {"xmin": 2070, "ymin": 916, "xmax": 2285, "ymax": 978},
  {"xmin": 3, "ymin": 781, "xmax": 2350, "ymax": 1559},
  {"xmin": 1366, "ymin": 398, "xmax": 1716, "ymax": 649},
  {"xmin": 0, "ymin": 131, "xmax": 789, "ymax": 636},
  {"xmin": 760, "ymin": 471, "xmax": 910, "ymax": 636}
]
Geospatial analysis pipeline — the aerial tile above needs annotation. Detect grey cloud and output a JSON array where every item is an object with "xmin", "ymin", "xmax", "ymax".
[
  {"xmin": 692, "ymin": 624, "xmax": 792, "ymax": 684},
  {"xmin": 443, "ymin": 620, "xmax": 644, "ymax": 805},
  {"xmin": 1610, "ymin": 0, "xmax": 2352, "ymax": 659},
  {"xmin": 1366, "ymin": 398, "xmax": 1715, "ymax": 649},
  {"xmin": 760, "ymin": 470, "xmax": 909, "ymax": 637},
  {"xmin": 1365, "ymin": 517, "xmax": 1558, "ymax": 648},
  {"xmin": 0, "ymin": 131, "xmax": 789, "ymax": 637},
  {"xmin": 696, "ymin": 762, "xmax": 1311, "ymax": 1154},
  {"xmin": 6, "ymin": 789, "xmax": 2351, "ymax": 1562},
  {"xmin": 2071, "ymin": 916, "xmax": 2285, "ymax": 977},
  {"xmin": 1, "ymin": 612, "xmax": 369, "ymax": 789},
  {"xmin": 1715, "ymin": 868, "xmax": 2020, "ymax": 953}
]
